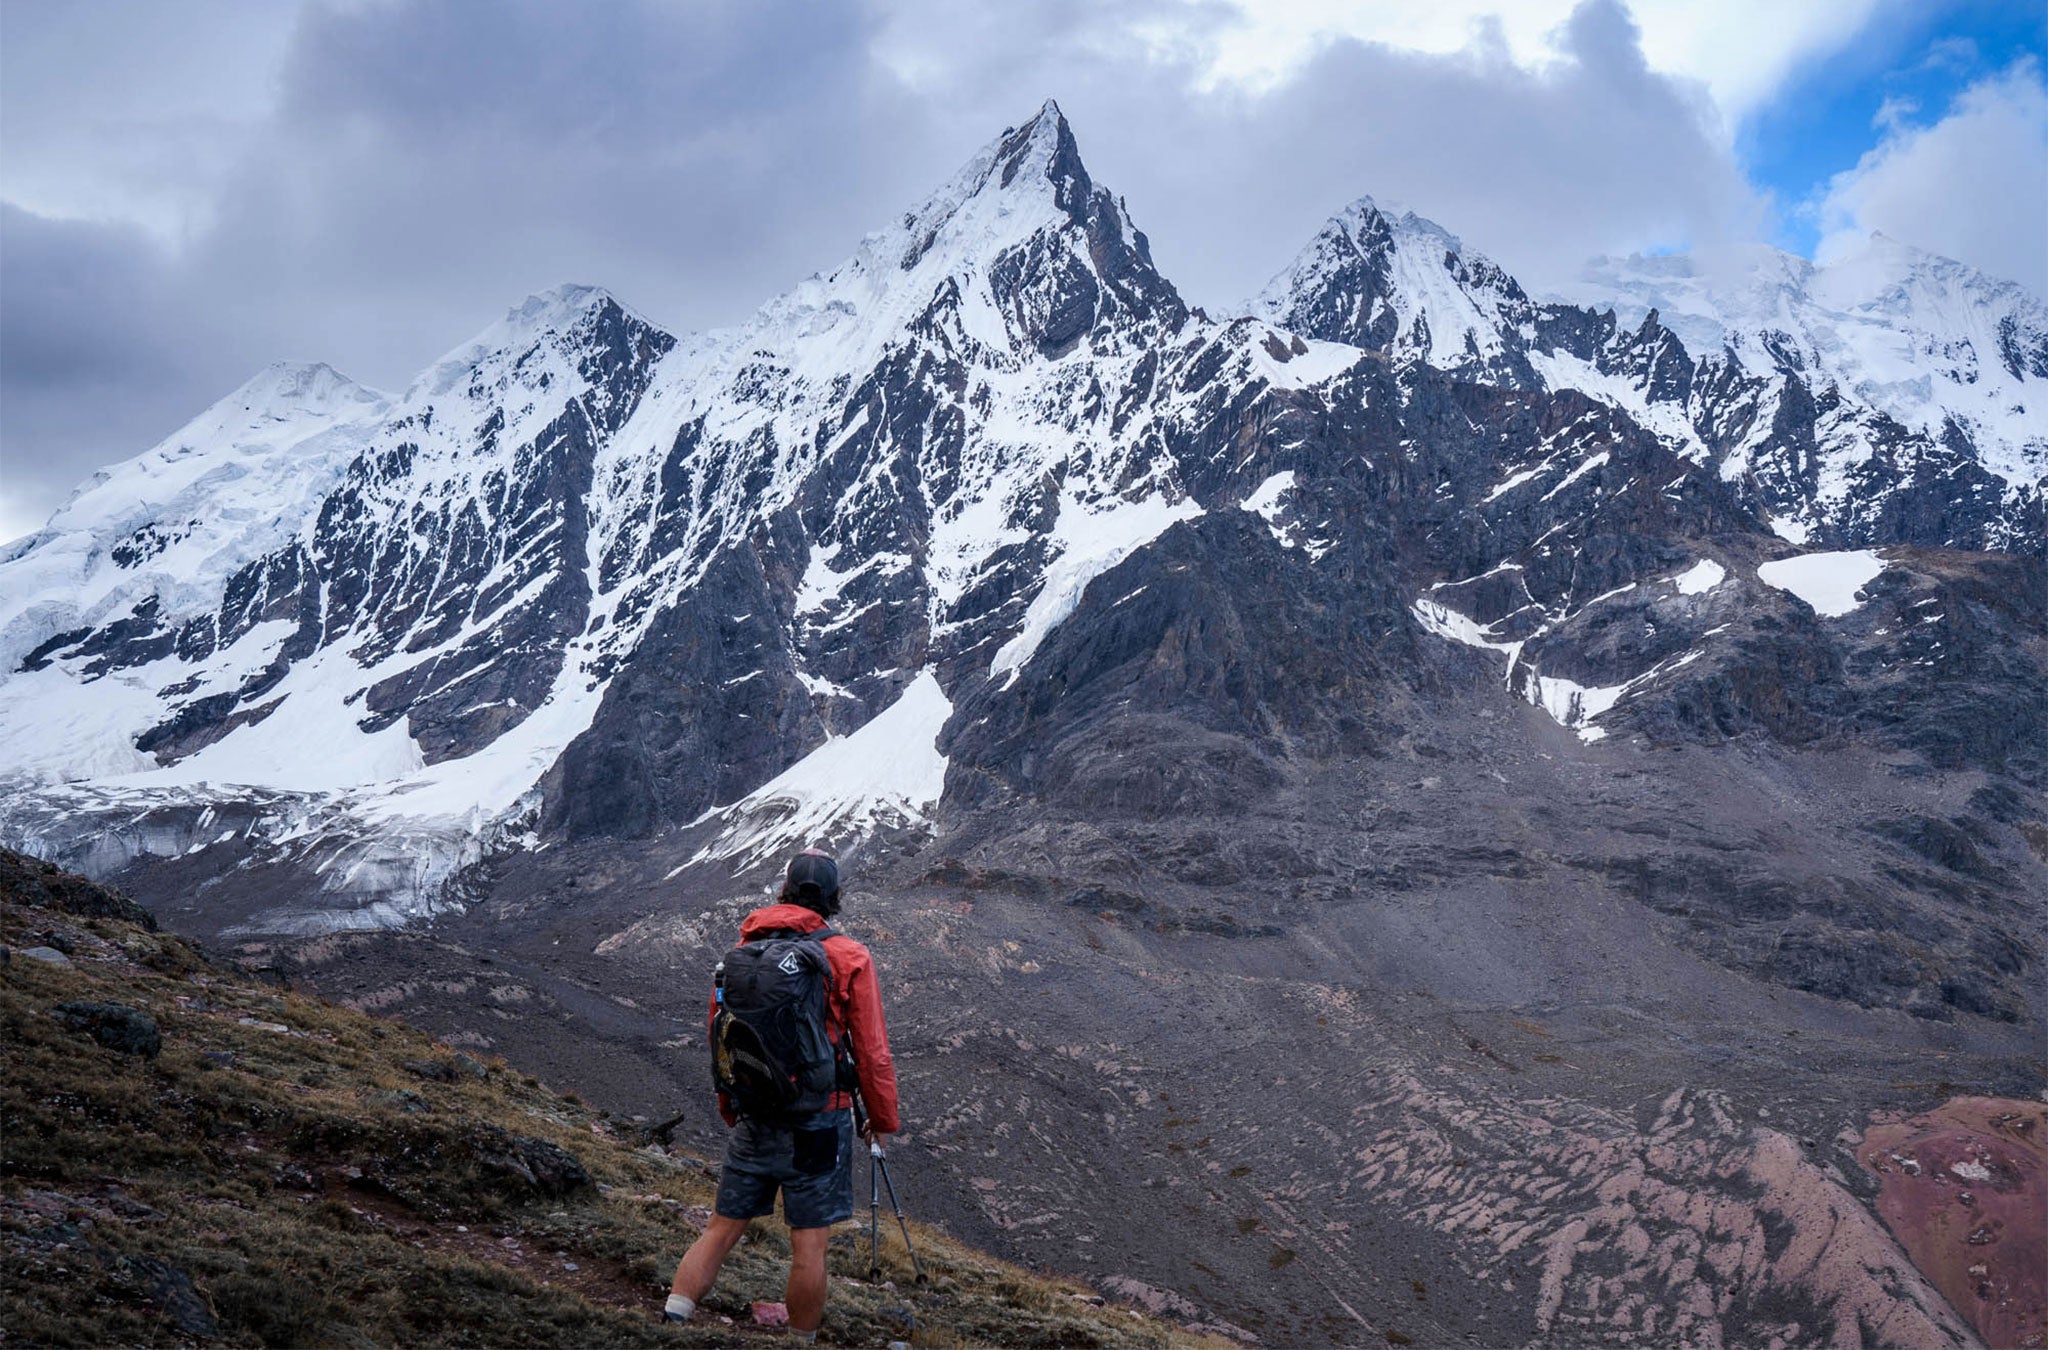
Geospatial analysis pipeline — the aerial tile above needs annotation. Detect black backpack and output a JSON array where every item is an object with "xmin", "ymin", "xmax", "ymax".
[{"xmin": 711, "ymin": 927, "xmax": 841, "ymax": 1120}]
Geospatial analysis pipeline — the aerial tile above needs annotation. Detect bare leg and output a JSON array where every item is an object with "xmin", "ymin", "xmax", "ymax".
[
  {"xmin": 785, "ymin": 1226, "xmax": 830, "ymax": 1333},
  {"xmin": 672, "ymin": 1213, "xmax": 750, "ymax": 1301}
]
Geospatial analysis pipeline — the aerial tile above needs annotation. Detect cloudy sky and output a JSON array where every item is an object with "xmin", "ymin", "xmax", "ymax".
[{"xmin": 2, "ymin": 0, "xmax": 2043, "ymax": 542}]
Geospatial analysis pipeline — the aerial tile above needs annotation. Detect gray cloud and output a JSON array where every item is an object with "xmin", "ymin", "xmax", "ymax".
[
  {"xmin": 0, "ymin": 205, "xmax": 248, "ymax": 538},
  {"xmin": 1028, "ymin": 0, "xmax": 1765, "ymax": 303},
  {"xmin": 1, "ymin": 0, "xmax": 1783, "ymax": 539}
]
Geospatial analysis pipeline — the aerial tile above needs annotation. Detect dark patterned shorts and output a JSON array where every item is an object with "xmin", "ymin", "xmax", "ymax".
[{"xmin": 713, "ymin": 1108, "xmax": 853, "ymax": 1229}]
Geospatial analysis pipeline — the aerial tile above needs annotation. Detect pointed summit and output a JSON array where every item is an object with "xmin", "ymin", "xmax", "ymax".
[
  {"xmin": 476, "ymin": 283, "xmax": 656, "ymax": 356},
  {"xmin": 758, "ymin": 100, "xmax": 1184, "ymax": 361},
  {"xmin": 13, "ymin": 357, "xmax": 388, "ymax": 629},
  {"xmin": 872, "ymin": 96, "xmax": 1099, "ymax": 276},
  {"xmin": 505, "ymin": 283, "xmax": 616, "ymax": 331},
  {"xmin": 1252, "ymin": 194, "xmax": 1532, "ymax": 374},
  {"xmin": 413, "ymin": 282, "xmax": 673, "ymax": 405},
  {"xmin": 974, "ymin": 98, "xmax": 1089, "ymax": 220}
]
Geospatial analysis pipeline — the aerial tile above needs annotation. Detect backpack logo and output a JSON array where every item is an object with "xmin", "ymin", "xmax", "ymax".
[{"xmin": 778, "ymin": 951, "xmax": 802, "ymax": 976}]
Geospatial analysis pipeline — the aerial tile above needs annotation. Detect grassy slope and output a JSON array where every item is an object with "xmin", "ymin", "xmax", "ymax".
[{"xmin": 0, "ymin": 855, "xmax": 1217, "ymax": 1348}]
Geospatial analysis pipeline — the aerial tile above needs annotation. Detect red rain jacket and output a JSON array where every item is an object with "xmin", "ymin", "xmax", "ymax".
[{"xmin": 711, "ymin": 902, "xmax": 901, "ymax": 1134}]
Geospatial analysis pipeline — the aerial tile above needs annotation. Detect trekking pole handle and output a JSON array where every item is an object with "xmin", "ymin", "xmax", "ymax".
[{"xmin": 847, "ymin": 1074, "xmax": 885, "ymax": 1145}]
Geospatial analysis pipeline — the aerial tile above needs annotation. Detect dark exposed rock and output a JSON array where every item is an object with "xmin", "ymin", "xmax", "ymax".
[
  {"xmin": 16, "ymin": 626, "xmax": 92, "ymax": 673},
  {"xmin": 52, "ymin": 1002, "xmax": 163, "ymax": 1058},
  {"xmin": 123, "ymin": 1254, "xmax": 220, "ymax": 1338},
  {"xmin": 468, "ymin": 1126, "xmax": 591, "ymax": 1196},
  {"xmin": 1872, "ymin": 816, "xmax": 2005, "ymax": 881},
  {"xmin": 541, "ymin": 538, "xmax": 826, "ymax": 840},
  {"xmin": 369, "ymin": 1088, "xmax": 432, "ymax": 1114},
  {"xmin": 0, "ymin": 847, "xmax": 156, "ymax": 930}
]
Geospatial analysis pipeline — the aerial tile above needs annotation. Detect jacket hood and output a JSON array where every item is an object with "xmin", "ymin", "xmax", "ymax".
[{"xmin": 739, "ymin": 902, "xmax": 830, "ymax": 940}]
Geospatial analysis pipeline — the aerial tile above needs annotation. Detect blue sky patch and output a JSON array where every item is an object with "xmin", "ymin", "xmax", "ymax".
[{"xmin": 1739, "ymin": 0, "xmax": 2047, "ymax": 254}]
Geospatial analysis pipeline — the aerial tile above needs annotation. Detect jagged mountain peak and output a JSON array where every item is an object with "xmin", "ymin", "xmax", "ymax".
[
  {"xmin": 752, "ymin": 98, "xmax": 1183, "ymax": 362},
  {"xmin": 1251, "ymin": 192, "xmax": 1530, "ymax": 372},
  {"xmin": 1814, "ymin": 230, "xmax": 2045, "ymax": 316},
  {"xmin": 1563, "ymin": 233, "xmax": 2047, "ymax": 488},
  {"xmin": 409, "ymin": 282, "xmax": 670, "ymax": 406},
  {"xmin": 892, "ymin": 97, "xmax": 1093, "ymax": 260},
  {"xmin": 0, "ymin": 358, "xmax": 392, "ymax": 665},
  {"xmin": 1570, "ymin": 235, "xmax": 2045, "ymax": 348},
  {"xmin": 502, "ymin": 282, "xmax": 621, "ymax": 331},
  {"xmin": 469, "ymin": 281, "xmax": 655, "ymax": 356},
  {"xmin": 1329, "ymin": 194, "xmax": 1465, "ymax": 254},
  {"xmin": 111, "ymin": 361, "xmax": 388, "ymax": 466},
  {"xmin": 50, "ymin": 359, "xmax": 387, "ymax": 531}
]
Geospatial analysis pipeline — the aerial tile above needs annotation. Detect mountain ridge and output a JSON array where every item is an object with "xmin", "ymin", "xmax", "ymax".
[{"xmin": 2, "ymin": 100, "xmax": 2043, "ymax": 926}]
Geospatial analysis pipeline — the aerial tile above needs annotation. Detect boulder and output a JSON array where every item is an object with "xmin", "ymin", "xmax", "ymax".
[
  {"xmin": 52, "ymin": 1002, "xmax": 162, "ymax": 1058},
  {"xmin": 469, "ymin": 1126, "xmax": 592, "ymax": 1197}
]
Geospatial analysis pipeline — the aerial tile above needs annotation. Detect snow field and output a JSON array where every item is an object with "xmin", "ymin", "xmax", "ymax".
[
  {"xmin": 1756, "ymin": 551, "xmax": 1889, "ymax": 618},
  {"xmin": 991, "ymin": 491, "xmax": 1205, "ymax": 679},
  {"xmin": 690, "ymin": 670, "xmax": 953, "ymax": 870}
]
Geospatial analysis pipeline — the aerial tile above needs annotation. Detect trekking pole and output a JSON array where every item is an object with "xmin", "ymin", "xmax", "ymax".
[
  {"xmin": 850, "ymin": 1085, "xmax": 927, "ymax": 1283},
  {"xmin": 851, "ymin": 1088, "xmax": 883, "ymax": 1279},
  {"xmin": 873, "ymin": 1146, "xmax": 928, "ymax": 1283}
]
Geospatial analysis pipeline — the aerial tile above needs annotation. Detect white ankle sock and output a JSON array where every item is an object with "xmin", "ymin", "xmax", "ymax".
[{"xmin": 663, "ymin": 1293, "xmax": 696, "ymax": 1321}]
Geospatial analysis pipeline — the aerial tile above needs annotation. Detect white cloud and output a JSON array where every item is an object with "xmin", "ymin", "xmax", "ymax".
[
  {"xmin": 1626, "ymin": 0, "xmax": 1881, "ymax": 118},
  {"xmin": 866, "ymin": 0, "xmax": 1765, "ymax": 298},
  {"xmin": 1815, "ymin": 60, "xmax": 2048, "ymax": 293},
  {"xmin": 1182, "ymin": 0, "xmax": 1881, "ymax": 120}
]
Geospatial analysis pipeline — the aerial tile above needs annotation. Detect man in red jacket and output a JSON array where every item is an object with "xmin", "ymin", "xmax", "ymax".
[{"xmin": 664, "ymin": 849, "xmax": 900, "ymax": 1340}]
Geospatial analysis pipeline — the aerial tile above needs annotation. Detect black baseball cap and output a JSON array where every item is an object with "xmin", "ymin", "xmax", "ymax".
[{"xmin": 785, "ymin": 848, "xmax": 840, "ymax": 908}]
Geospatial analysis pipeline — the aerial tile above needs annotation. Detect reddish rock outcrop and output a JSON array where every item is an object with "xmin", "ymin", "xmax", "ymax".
[{"xmin": 1862, "ymin": 1097, "xmax": 2046, "ymax": 1350}]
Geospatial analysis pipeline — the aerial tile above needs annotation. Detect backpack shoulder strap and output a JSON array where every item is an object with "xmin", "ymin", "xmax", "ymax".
[{"xmin": 739, "ymin": 923, "xmax": 840, "ymax": 945}]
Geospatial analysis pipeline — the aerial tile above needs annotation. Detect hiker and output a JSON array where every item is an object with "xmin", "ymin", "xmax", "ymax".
[{"xmin": 664, "ymin": 848, "xmax": 901, "ymax": 1340}]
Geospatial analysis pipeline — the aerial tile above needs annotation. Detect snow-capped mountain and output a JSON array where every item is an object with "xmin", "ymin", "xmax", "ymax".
[
  {"xmin": 1570, "ymin": 235, "xmax": 2048, "ymax": 484},
  {"xmin": 0, "ymin": 101, "xmax": 1268, "ymax": 926},
  {"xmin": 1253, "ymin": 197, "xmax": 2046, "ymax": 550},
  {"xmin": 0, "ymin": 363, "xmax": 390, "ymax": 672},
  {"xmin": 1, "ymin": 100, "xmax": 2042, "ymax": 941},
  {"xmin": 1250, "ymin": 195, "xmax": 1546, "ymax": 388}
]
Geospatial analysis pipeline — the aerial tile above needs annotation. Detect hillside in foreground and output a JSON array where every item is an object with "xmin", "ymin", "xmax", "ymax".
[{"xmin": 0, "ymin": 847, "xmax": 1229, "ymax": 1348}]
